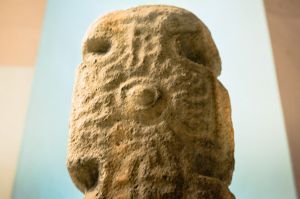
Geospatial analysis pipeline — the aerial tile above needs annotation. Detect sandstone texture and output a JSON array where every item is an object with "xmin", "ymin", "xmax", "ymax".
[{"xmin": 67, "ymin": 5, "xmax": 235, "ymax": 199}]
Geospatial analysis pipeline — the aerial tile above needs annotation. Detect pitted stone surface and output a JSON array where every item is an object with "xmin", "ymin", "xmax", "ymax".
[{"xmin": 67, "ymin": 5, "xmax": 235, "ymax": 199}]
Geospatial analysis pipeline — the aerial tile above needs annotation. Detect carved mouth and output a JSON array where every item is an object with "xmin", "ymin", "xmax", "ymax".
[
  {"xmin": 123, "ymin": 84, "xmax": 160, "ymax": 110},
  {"xmin": 117, "ymin": 78, "xmax": 166, "ymax": 125}
]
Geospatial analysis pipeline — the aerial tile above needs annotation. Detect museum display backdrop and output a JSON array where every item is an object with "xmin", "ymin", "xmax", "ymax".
[{"xmin": 13, "ymin": 0, "xmax": 297, "ymax": 199}]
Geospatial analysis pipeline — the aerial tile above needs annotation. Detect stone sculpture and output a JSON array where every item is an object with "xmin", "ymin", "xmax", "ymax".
[{"xmin": 67, "ymin": 5, "xmax": 235, "ymax": 199}]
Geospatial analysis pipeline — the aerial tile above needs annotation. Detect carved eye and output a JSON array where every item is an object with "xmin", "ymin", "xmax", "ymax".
[
  {"xmin": 175, "ymin": 32, "xmax": 221, "ymax": 76},
  {"xmin": 176, "ymin": 33, "xmax": 207, "ymax": 66},
  {"xmin": 86, "ymin": 37, "xmax": 111, "ymax": 54}
]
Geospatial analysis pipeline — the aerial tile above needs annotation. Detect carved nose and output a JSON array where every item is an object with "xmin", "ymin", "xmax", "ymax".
[{"xmin": 127, "ymin": 85, "xmax": 159, "ymax": 110}]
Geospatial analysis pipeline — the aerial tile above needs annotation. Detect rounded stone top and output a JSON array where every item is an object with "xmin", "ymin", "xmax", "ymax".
[{"xmin": 82, "ymin": 5, "xmax": 222, "ymax": 76}]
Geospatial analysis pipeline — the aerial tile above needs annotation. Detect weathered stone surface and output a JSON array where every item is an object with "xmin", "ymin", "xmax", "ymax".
[{"xmin": 67, "ymin": 5, "xmax": 235, "ymax": 199}]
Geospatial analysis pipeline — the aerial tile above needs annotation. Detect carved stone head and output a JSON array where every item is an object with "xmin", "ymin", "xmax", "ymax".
[{"xmin": 67, "ymin": 5, "xmax": 234, "ymax": 199}]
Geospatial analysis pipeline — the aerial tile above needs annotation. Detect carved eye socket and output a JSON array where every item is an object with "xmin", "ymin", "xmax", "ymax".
[
  {"xmin": 180, "ymin": 45, "xmax": 206, "ymax": 65},
  {"xmin": 176, "ymin": 32, "xmax": 221, "ymax": 76},
  {"xmin": 86, "ymin": 37, "xmax": 111, "ymax": 54},
  {"xmin": 176, "ymin": 33, "xmax": 208, "ymax": 66}
]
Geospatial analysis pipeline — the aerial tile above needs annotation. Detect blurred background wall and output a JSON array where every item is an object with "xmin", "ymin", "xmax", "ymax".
[
  {"xmin": 0, "ymin": 0, "xmax": 299, "ymax": 198},
  {"xmin": 264, "ymin": 1, "xmax": 300, "ymax": 197},
  {"xmin": 0, "ymin": 0, "xmax": 45, "ymax": 198}
]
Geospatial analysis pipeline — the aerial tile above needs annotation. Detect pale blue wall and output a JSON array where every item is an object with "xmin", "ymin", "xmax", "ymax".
[{"xmin": 13, "ymin": 0, "xmax": 297, "ymax": 198}]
